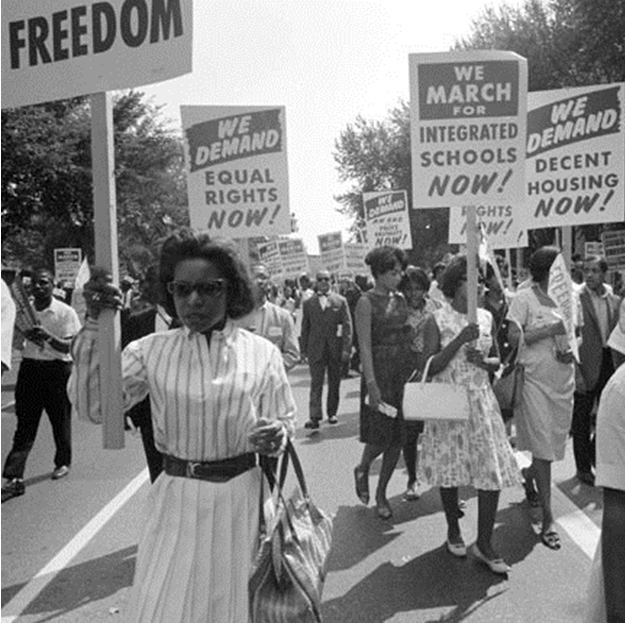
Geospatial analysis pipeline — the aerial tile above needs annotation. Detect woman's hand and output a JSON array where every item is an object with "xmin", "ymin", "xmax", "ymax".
[
  {"xmin": 465, "ymin": 346, "xmax": 485, "ymax": 367},
  {"xmin": 83, "ymin": 282, "xmax": 123, "ymax": 319},
  {"xmin": 555, "ymin": 349, "xmax": 574, "ymax": 364},
  {"xmin": 457, "ymin": 323, "xmax": 480, "ymax": 345},
  {"xmin": 366, "ymin": 380, "xmax": 382, "ymax": 409},
  {"xmin": 248, "ymin": 418, "xmax": 287, "ymax": 455}
]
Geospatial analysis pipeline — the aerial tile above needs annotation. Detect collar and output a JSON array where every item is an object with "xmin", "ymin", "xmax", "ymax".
[
  {"xmin": 35, "ymin": 297, "xmax": 61, "ymax": 314},
  {"xmin": 586, "ymin": 284, "xmax": 609, "ymax": 299},
  {"xmin": 182, "ymin": 318, "xmax": 235, "ymax": 342}
]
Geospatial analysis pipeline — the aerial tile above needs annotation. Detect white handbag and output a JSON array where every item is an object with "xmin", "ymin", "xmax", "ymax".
[{"xmin": 402, "ymin": 356, "xmax": 470, "ymax": 422}]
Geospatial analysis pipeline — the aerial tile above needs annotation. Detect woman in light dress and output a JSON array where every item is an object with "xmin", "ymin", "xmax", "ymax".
[
  {"xmin": 506, "ymin": 246, "xmax": 575, "ymax": 551},
  {"xmin": 68, "ymin": 229, "xmax": 296, "ymax": 622},
  {"xmin": 419, "ymin": 255, "xmax": 520, "ymax": 574}
]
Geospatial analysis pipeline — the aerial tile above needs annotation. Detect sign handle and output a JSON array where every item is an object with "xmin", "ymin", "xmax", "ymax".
[
  {"xmin": 466, "ymin": 205, "xmax": 478, "ymax": 324},
  {"xmin": 91, "ymin": 92, "xmax": 124, "ymax": 449}
]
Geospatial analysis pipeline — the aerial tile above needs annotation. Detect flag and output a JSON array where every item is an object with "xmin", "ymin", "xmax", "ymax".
[{"xmin": 547, "ymin": 253, "xmax": 579, "ymax": 362}]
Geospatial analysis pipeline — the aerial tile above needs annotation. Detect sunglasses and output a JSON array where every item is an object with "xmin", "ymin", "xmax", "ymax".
[{"xmin": 167, "ymin": 280, "xmax": 226, "ymax": 298}]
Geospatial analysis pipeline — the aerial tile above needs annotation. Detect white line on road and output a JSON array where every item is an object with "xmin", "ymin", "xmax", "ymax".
[{"xmin": 1, "ymin": 468, "xmax": 148, "ymax": 623}]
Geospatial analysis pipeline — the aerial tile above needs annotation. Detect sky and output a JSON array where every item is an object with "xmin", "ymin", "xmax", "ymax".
[{"xmin": 142, "ymin": 0, "xmax": 517, "ymax": 254}]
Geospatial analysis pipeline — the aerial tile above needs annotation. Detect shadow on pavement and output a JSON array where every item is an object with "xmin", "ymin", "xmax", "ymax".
[
  {"xmin": 1, "ymin": 473, "xmax": 51, "ymax": 504},
  {"xmin": 6, "ymin": 545, "xmax": 137, "ymax": 621},
  {"xmin": 557, "ymin": 476, "xmax": 603, "ymax": 512},
  {"xmin": 322, "ymin": 542, "xmax": 507, "ymax": 623}
]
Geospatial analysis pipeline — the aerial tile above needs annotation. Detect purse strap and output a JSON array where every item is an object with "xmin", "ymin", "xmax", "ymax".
[{"xmin": 406, "ymin": 355, "xmax": 435, "ymax": 384}]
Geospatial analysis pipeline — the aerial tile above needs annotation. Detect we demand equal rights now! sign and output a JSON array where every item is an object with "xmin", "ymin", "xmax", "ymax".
[
  {"xmin": 181, "ymin": 106, "xmax": 291, "ymax": 238},
  {"xmin": 525, "ymin": 83, "xmax": 625, "ymax": 230}
]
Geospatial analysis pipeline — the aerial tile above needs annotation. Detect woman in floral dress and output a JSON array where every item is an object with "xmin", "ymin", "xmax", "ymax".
[{"xmin": 419, "ymin": 255, "xmax": 520, "ymax": 574}]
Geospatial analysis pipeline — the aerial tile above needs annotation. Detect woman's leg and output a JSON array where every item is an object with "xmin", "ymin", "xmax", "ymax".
[
  {"xmin": 440, "ymin": 487, "xmax": 462, "ymax": 543},
  {"xmin": 375, "ymin": 444, "xmax": 401, "ymax": 504},
  {"xmin": 402, "ymin": 439, "xmax": 417, "ymax": 486},
  {"xmin": 354, "ymin": 443, "xmax": 386, "ymax": 504},
  {"xmin": 476, "ymin": 489, "xmax": 501, "ymax": 559},
  {"xmin": 530, "ymin": 457, "xmax": 560, "ymax": 548}
]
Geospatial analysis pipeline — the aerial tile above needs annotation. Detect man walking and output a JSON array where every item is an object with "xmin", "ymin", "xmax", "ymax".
[
  {"xmin": 572, "ymin": 255, "xmax": 621, "ymax": 486},
  {"xmin": 2, "ymin": 267, "xmax": 81, "ymax": 497},
  {"xmin": 235, "ymin": 263, "xmax": 300, "ymax": 371},
  {"xmin": 301, "ymin": 270, "xmax": 352, "ymax": 429}
]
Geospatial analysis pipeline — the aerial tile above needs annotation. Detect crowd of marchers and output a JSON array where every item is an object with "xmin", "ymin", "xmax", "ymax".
[{"xmin": 1, "ymin": 231, "xmax": 624, "ymax": 622}]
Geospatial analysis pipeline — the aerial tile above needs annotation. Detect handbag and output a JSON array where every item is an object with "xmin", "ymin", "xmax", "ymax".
[
  {"xmin": 402, "ymin": 356, "xmax": 470, "ymax": 422},
  {"xmin": 249, "ymin": 441, "xmax": 333, "ymax": 623},
  {"xmin": 492, "ymin": 352, "xmax": 524, "ymax": 411}
]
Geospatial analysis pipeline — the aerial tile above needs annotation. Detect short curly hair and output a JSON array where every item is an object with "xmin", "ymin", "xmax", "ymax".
[
  {"xmin": 528, "ymin": 246, "xmax": 559, "ymax": 283},
  {"xmin": 364, "ymin": 246, "xmax": 408, "ymax": 278},
  {"xmin": 399, "ymin": 265, "xmax": 430, "ymax": 294},
  {"xmin": 158, "ymin": 228, "xmax": 255, "ymax": 320},
  {"xmin": 440, "ymin": 255, "xmax": 468, "ymax": 299}
]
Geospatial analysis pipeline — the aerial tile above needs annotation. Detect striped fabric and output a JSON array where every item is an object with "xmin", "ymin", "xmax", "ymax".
[{"xmin": 68, "ymin": 319, "xmax": 297, "ymax": 622}]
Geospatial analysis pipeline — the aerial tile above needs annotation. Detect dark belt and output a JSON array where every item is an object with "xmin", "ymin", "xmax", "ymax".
[{"xmin": 163, "ymin": 453, "xmax": 257, "ymax": 482}]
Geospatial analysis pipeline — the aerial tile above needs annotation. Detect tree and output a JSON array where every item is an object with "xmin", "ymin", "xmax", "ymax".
[
  {"xmin": 334, "ymin": 103, "xmax": 454, "ymax": 268},
  {"xmin": 1, "ymin": 91, "xmax": 188, "ymax": 275},
  {"xmin": 333, "ymin": 0, "xmax": 625, "ymax": 265}
]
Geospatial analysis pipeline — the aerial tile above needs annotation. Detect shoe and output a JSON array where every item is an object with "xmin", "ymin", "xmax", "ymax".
[
  {"xmin": 540, "ymin": 529, "xmax": 561, "ymax": 550},
  {"xmin": 375, "ymin": 498, "xmax": 393, "ymax": 520},
  {"xmin": 51, "ymin": 465, "xmax": 70, "ymax": 480},
  {"xmin": 304, "ymin": 420, "xmax": 320, "ymax": 430},
  {"xmin": 446, "ymin": 539, "xmax": 467, "ymax": 558},
  {"xmin": 353, "ymin": 466, "xmax": 369, "ymax": 505},
  {"xmin": 327, "ymin": 416, "xmax": 338, "ymax": 425},
  {"xmin": 470, "ymin": 543, "xmax": 510, "ymax": 575},
  {"xmin": 2, "ymin": 478, "xmax": 25, "ymax": 497},
  {"xmin": 576, "ymin": 471, "xmax": 595, "ymax": 486},
  {"xmin": 403, "ymin": 482, "xmax": 420, "ymax": 501}
]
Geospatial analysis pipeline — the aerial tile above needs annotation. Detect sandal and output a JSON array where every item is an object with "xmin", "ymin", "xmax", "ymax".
[
  {"xmin": 353, "ymin": 466, "xmax": 369, "ymax": 505},
  {"xmin": 540, "ymin": 529, "xmax": 561, "ymax": 550},
  {"xmin": 521, "ymin": 468, "xmax": 541, "ymax": 508},
  {"xmin": 375, "ymin": 498, "xmax": 393, "ymax": 520}
]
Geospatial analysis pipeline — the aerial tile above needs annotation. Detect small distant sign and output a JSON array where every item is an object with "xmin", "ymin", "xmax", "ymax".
[
  {"xmin": 54, "ymin": 248, "xmax": 82, "ymax": 285},
  {"xmin": 602, "ymin": 230, "xmax": 625, "ymax": 269}
]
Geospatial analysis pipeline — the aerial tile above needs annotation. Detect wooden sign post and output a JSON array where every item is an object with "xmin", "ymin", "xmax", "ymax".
[
  {"xmin": 91, "ymin": 92, "xmax": 124, "ymax": 449},
  {"xmin": 466, "ymin": 205, "xmax": 479, "ymax": 324}
]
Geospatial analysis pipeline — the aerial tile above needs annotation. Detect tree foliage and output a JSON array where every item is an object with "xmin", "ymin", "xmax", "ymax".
[
  {"xmin": 1, "ymin": 91, "xmax": 188, "ymax": 275},
  {"xmin": 334, "ymin": 0, "xmax": 624, "ymax": 266}
]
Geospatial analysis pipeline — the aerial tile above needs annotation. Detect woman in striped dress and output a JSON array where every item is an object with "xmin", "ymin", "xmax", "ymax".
[{"xmin": 68, "ymin": 229, "xmax": 297, "ymax": 622}]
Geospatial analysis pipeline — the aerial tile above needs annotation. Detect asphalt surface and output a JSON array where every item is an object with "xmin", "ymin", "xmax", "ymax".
[{"xmin": 1, "ymin": 357, "xmax": 602, "ymax": 622}]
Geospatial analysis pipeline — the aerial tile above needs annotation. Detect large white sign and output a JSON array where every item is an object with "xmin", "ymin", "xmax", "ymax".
[
  {"xmin": 2, "ymin": 0, "xmax": 193, "ymax": 109},
  {"xmin": 409, "ymin": 51, "xmax": 528, "ymax": 209},
  {"xmin": 525, "ymin": 84, "xmax": 625, "ymax": 229},
  {"xmin": 181, "ymin": 105, "xmax": 291, "ymax": 238},
  {"xmin": 363, "ymin": 190, "xmax": 413, "ymax": 249}
]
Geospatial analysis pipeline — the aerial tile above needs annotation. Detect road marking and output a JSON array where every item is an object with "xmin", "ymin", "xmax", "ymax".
[{"xmin": 1, "ymin": 469, "xmax": 148, "ymax": 623}]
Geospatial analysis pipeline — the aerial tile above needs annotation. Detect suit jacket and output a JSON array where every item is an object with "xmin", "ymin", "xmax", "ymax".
[
  {"xmin": 577, "ymin": 285, "xmax": 621, "ymax": 391},
  {"xmin": 301, "ymin": 292, "xmax": 352, "ymax": 364}
]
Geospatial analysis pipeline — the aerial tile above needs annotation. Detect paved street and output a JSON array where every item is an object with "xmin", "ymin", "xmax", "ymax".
[{"xmin": 2, "ymin": 359, "xmax": 601, "ymax": 622}]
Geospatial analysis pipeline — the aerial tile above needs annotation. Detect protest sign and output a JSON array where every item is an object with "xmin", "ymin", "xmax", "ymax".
[
  {"xmin": 409, "ymin": 51, "xmax": 527, "ymax": 208},
  {"xmin": 318, "ymin": 232, "xmax": 344, "ymax": 274},
  {"xmin": 363, "ymin": 190, "xmax": 412, "ymax": 249},
  {"xmin": 525, "ymin": 84, "xmax": 625, "ymax": 229},
  {"xmin": 278, "ymin": 238, "xmax": 309, "ymax": 281},
  {"xmin": 448, "ymin": 204, "xmax": 526, "ymax": 248},
  {"xmin": 548, "ymin": 253, "xmax": 579, "ymax": 362},
  {"xmin": 2, "ymin": 0, "xmax": 193, "ymax": 109},
  {"xmin": 343, "ymin": 242, "xmax": 368, "ymax": 274},
  {"xmin": 54, "ymin": 248, "xmax": 82, "ymax": 285},
  {"xmin": 181, "ymin": 105, "xmax": 291, "ymax": 238},
  {"xmin": 257, "ymin": 239, "xmax": 284, "ymax": 281},
  {"xmin": 602, "ymin": 230, "xmax": 625, "ymax": 270},
  {"xmin": 584, "ymin": 241, "xmax": 605, "ymax": 257}
]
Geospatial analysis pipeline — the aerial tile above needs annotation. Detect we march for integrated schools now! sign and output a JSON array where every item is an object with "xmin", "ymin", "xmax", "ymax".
[
  {"xmin": 2, "ymin": 0, "xmax": 193, "ymax": 109},
  {"xmin": 409, "ymin": 50, "xmax": 528, "ymax": 211},
  {"xmin": 181, "ymin": 105, "xmax": 291, "ymax": 238},
  {"xmin": 525, "ymin": 83, "xmax": 625, "ymax": 229},
  {"xmin": 363, "ymin": 190, "xmax": 413, "ymax": 249}
]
